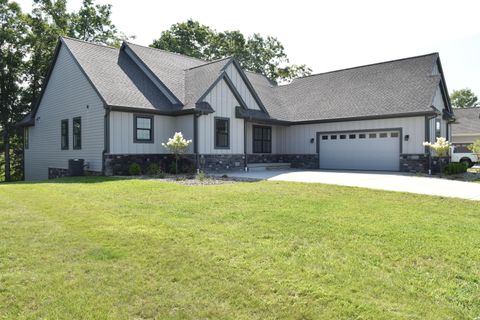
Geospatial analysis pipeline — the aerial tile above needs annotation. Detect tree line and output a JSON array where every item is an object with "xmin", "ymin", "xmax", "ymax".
[{"xmin": 1, "ymin": 0, "xmax": 310, "ymax": 181}]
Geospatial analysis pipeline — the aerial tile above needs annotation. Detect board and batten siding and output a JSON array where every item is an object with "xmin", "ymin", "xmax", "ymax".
[
  {"xmin": 283, "ymin": 116, "xmax": 426, "ymax": 154},
  {"xmin": 245, "ymin": 123, "xmax": 286, "ymax": 154},
  {"xmin": 428, "ymin": 85, "xmax": 448, "ymax": 141},
  {"xmin": 108, "ymin": 111, "xmax": 177, "ymax": 154},
  {"xmin": 225, "ymin": 63, "xmax": 261, "ymax": 110},
  {"xmin": 174, "ymin": 115, "xmax": 194, "ymax": 153},
  {"xmin": 198, "ymin": 78, "xmax": 244, "ymax": 154},
  {"xmin": 24, "ymin": 45, "xmax": 105, "ymax": 181}
]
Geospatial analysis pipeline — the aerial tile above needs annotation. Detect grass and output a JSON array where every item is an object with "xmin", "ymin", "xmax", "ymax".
[{"xmin": 0, "ymin": 177, "xmax": 479, "ymax": 319}]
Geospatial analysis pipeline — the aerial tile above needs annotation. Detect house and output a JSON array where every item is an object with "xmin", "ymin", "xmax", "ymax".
[
  {"xmin": 451, "ymin": 107, "xmax": 480, "ymax": 149},
  {"xmin": 19, "ymin": 37, "xmax": 454, "ymax": 180}
]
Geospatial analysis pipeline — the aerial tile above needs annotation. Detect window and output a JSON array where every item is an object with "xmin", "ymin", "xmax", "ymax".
[
  {"xmin": 322, "ymin": 135, "xmax": 328, "ymax": 140},
  {"xmin": 73, "ymin": 117, "xmax": 81, "ymax": 149},
  {"xmin": 453, "ymin": 145, "xmax": 470, "ymax": 153},
  {"xmin": 253, "ymin": 125, "xmax": 272, "ymax": 153},
  {"xmin": 349, "ymin": 134, "xmax": 356, "ymax": 139},
  {"xmin": 215, "ymin": 118, "xmax": 230, "ymax": 149},
  {"xmin": 359, "ymin": 134, "xmax": 366, "ymax": 139},
  {"xmin": 330, "ymin": 135, "xmax": 337, "ymax": 140},
  {"xmin": 379, "ymin": 133, "xmax": 388, "ymax": 138},
  {"xmin": 435, "ymin": 119, "xmax": 441, "ymax": 138},
  {"xmin": 369, "ymin": 133, "xmax": 376, "ymax": 138},
  {"xmin": 61, "ymin": 119, "xmax": 69, "ymax": 150},
  {"xmin": 391, "ymin": 132, "xmax": 399, "ymax": 138},
  {"xmin": 24, "ymin": 128, "xmax": 29, "ymax": 150},
  {"xmin": 340, "ymin": 134, "xmax": 347, "ymax": 139},
  {"xmin": 134, "ymin": 115, "xmax": 153, "ymax": 143}
]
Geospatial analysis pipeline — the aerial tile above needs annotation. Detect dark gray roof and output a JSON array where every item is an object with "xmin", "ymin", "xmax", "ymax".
[
  {"xmin": 24, "ymin": 37, "xmax": 446, "ymax": 125},
  {"xmin": 452, "ymin": 107, "xmax": 480, "ymax": 135}
]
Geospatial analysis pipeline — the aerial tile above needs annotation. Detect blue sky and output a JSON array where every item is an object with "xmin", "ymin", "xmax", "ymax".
[{"xmin": 16, "ymin": 0, "xmax": 480, "ymax": 95}]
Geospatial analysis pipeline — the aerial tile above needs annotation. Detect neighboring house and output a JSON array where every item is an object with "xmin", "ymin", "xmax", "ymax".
[
  {"xmin": 451, "ymin": 107, "xmax": 480, "ymax": 148},
  {"xmin": 19, "ymin": 37, "xmax": 454, "ymax": 180}
]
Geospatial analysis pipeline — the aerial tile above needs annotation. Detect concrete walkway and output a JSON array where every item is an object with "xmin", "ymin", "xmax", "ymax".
[{"xmin": 217, "ymin": 170, "xmax": 480, "ymax": 201}]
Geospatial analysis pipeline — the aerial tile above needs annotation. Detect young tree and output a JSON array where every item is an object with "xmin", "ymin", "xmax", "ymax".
[
  {"xmin": 151, "ymin": 20, "xmax": 311, "ymax": 83},
  {"xmin": 0, "ymin": 0, "xmax": 29, "ymax": 181},
  {"xmin": 162, "ymin": 132, "xmax": 192, "ymax": 175},
  {"xmin": 450, "ymin": 88, "xmax": 478, "ymax": 108}
]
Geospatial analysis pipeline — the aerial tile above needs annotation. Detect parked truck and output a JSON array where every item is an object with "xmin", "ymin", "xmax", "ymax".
[{"xmin": 450, "ymin": 145, "xmax": 479, "ymax": 168}]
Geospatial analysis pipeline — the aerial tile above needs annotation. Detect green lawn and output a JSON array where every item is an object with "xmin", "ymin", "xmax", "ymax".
[{"xmin": 1, "ymin": 178, "xmax": 479, "ymax": 319}]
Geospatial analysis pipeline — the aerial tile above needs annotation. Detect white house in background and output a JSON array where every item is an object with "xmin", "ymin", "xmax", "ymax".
[
  {"xmin": 451, "ymin": 107, "xmax": 480, "ymax": 149},
  {"xmin": 18, "ymin": 37, "xmax": 454, "ymax": 180}
]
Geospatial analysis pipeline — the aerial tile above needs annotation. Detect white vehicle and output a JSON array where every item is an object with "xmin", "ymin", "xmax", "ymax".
[{"xmin": 450, "ymin": 145, "xmax": 479, "ymax": 168}]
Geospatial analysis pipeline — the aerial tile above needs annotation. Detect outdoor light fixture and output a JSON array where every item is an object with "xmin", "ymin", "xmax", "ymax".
[
  {"xmin": 404, "ymin": 134, "xmax": 410, "ymax": 141},
  {"xmin": 310, "ymin": 138, "xmax": 315, "ymax": 144}
]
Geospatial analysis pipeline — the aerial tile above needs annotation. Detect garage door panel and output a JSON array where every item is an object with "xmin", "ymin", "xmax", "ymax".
[{"xmin": 319, "ymin": 131, "xmax": 400, "ymax": 171}]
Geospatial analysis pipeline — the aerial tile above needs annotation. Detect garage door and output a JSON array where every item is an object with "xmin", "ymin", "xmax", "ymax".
[{"xmin": 318, "ymin": 130, "xmax": 401, "ymax": 171}]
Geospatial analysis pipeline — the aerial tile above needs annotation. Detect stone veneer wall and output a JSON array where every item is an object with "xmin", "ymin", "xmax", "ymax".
[
  {"xmin": 48, "ymin": 167, "xmax": 102, "ymax": 179},
  {"xmin": 399, "ymin": 154, "xmax": 428, "ymax": 173},
  {"xmin": 247, "ymin": 154, "xmax": 319, "ymax": 169},
  {"xmin": 399, "ymin": 154, "xmax": 448, "ymax": 173},
  {"xmin": 104, "ymin": 154, "xmax": 196, "ymax": 176}
]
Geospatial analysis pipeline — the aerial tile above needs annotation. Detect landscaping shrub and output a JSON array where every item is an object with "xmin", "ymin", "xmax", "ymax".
[
  {"xmin": 169, "ymin": 162, "xmax": 177, "ymax": 174},
  {"xmin": 444, "ymin": 162, "xmax": 468, "ymax": 175},
  {"xmin": 128, "ymin": 163, "xmax": 141, "ymax": 176},
  {"xmin": 146, "ymin": 163, "xmax": 160, "ymax": 175}
]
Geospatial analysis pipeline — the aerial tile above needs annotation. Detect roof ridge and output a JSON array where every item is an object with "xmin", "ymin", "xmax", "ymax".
[
  {"xmin": 290, "ymin": 52, "xmax": 439, "ymax": 83},
  {"xmin": 125, "ymin": 41, "xmax": 208, "ymax": 63},
  {"xmin": 61, "ymin": 36, "xmax": 119, "ymax": 50},
  {"xmin": 186, "ymin": 56, "xmax": 232, "ymax": 71}
]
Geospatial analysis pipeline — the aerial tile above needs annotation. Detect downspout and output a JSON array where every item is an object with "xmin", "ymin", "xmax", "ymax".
[
  {"xmin": 194, "ymin": 112, "xmax": 199, "ymax": 172},
  {"xmin": 244, "ymin": 119, "xmax": 248, "ymax": 171},
  {"xmin": 102, "ymin": 106, "xmax": 110, "ymax": 175}
]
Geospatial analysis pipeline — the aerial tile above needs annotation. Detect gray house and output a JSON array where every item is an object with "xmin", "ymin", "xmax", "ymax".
[
  {"xmin": 19, "ymin": 37, "xmax": 454, "ymax": 180},
  {"xmin": 451, "ymin": 107, "xmax": 480, "ymax": 147}
]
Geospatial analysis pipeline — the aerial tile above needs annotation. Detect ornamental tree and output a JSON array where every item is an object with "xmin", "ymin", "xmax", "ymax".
[
  {"xmin": 162, "ymin": 132, "xmax": 192, "ymax": 174},
  {"xmin": 423, "ymin": 137, "xmax": 451, "ymax": 157}
]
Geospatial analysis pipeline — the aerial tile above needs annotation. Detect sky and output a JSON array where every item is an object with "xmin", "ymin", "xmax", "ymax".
[{"xmin": 16, "ymin": 0, "xmax": 480, "ymax": 94}]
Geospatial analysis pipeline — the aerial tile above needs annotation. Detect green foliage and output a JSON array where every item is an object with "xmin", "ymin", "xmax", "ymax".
[
  {"xmin": 444, "ymin": 162, "xmax": 468, "ymax": 175},
  {"xmin": 145, "ymin": 163, "xmax": 160, "ymax": 176},
  {"xmin": 128, "ymin": 163, "xmax": 141, "ymax": 176},
  {"xmin": 162, "ymin": 132, "xmax": 192, "ymax": 175},
  {"xmin": 1, "ymin": 0, "xmax": 128, "ymax": 181},
  {"xmin": 450, "ymin": 88, "xmax": 478, "ymax": 108},
  {"xmin": 1, "ymin": 178, "xmax": 479, "ymax": 318},
  {"xmin": 168, "ymin": 162, "xmax": 177, "ymax": 174},
  {"xmin": 196, "ymin": 171, "xmax": 206, "ymax": 181},
  {"xmin": 468, "ymin": 139, "xmax": 480, "ymax": 155},
  {"xmin": 151, "ymin": 20, "xmax": 311, "ymax": 83}
]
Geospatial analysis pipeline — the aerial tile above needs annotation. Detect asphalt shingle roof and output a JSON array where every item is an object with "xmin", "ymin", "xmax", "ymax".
[
  {"xmin": 60, "ymin": 37, "xmax": 443, "ymax": 122},
  {"xmin": 452, "ymin": 107, "xmax": 480, "ymax": 135}
]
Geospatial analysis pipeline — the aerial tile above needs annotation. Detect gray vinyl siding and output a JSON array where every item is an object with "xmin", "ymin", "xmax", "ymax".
[
  {"xmin": 24, "ymin": 45, "xmax": 105, "ymax": 181},
  {"xmin": 108, "ymin": 111, "xmax": 175, "ymax": 154},
  {"xmin": 198, "ymin": 78, "xmax": 244, "ymax": 154},
  {"xmin": 282, "ymin": 116, "xmax": 426, "ymax": 154},
  {"xmin": 174, "ymin": 115, "xmax": 194, "ymax": 153},
  {"xmin": 225, "ymin": 63, "xmax": 261, "ymax": 110},
  {"xmin": 246, "ymin": 123, "xmax": 285, "ymax": 154},
  {"xmin": 428, "ymin": 85, "xmax": 448, "ymax": 142},
  {"xmin": 451, "ymin": 134, "xmax": 480, "ymax": 144}
]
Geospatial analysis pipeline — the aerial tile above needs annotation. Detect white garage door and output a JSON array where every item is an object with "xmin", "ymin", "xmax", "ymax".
[{"xmin": 319, "ymin": 130, "xmax": 401, "ymax": 171}]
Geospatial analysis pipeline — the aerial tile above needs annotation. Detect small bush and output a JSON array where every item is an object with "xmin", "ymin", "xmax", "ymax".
[
  {"xmin": 128, "ymin": 163, "xmax": 141, "ymax": 176},
  {"xmin": 444, "ymin": 162, "xmax": 468, "ymax": 175},
  {"xmin": 157, "ymin": 171, "xmax": 166, "ymax": 179},
  {"xmin": 169, "ymin": 162, "xmax": 177, "ymax": 174},
  {"xmin": 196, "ymin": 171, "xmax": 207, "ymax": 181},
  {"xmin": 146, "ymin": 163, "xmax": 160, "ymax": 175}
]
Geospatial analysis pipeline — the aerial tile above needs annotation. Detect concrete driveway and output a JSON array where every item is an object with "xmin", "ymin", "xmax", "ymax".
[{"xmin": 219, "ymin": 170, "xmax": 480, "ymax": 201}]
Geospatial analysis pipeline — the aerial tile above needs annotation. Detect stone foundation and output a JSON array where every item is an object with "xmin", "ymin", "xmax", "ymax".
[
  {"xmin": 104, "ymin": 154, "xmax": 196, "ymax": 176},
  {"xmin": 48, "ymin": 167, "xmax": 101, "ymax": 179},
  {"xmin": 399, "ymin": 154, "xmax": 428, "ymax": 173},
  {"xmin": 198, "ymin": 154, "xmax": 245, "ymax": 172},
  {"xmin": 246, "ymin": 154, "xmax": 319, "ymax": 169}
]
